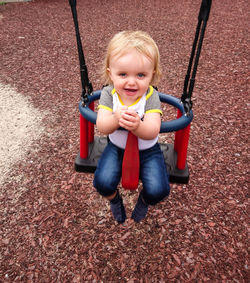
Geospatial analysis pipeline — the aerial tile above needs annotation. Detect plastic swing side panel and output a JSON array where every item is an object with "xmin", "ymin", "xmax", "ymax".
[
  {"xmin": 160, "ymin": 143, "xmax": 189, "ymax": 184},
  {"xmin": 75, "ymin": 136, "xmax": 108, "ymax": 173}
]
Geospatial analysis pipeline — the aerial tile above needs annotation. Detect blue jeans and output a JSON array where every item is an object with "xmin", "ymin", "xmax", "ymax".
[{"xmin": 93, "ymin": 142, "xmax": 170, "ymax": 205}]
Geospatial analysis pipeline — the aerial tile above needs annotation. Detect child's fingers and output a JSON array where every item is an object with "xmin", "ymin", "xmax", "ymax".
[
  {"xmin": 124, "ymin": 109, "xmax": 137, "ymax": 116},
  {"xmin": 122, "ymin": 110, "xmax": 139, "ymax": 121},
  {"xmin": 121, "ymin": 115, "xmax": 137, "ymax": 127},
  {"xmin": 119, "ymin": 115, "xmax": 140, "ymax": 131},
  {"xmin": 119, "ymin": 118, "xmax": 132, "ymax": 129}
]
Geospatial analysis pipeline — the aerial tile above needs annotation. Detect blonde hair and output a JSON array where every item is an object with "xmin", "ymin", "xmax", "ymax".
[{"xmin": 102, "ymin": 30, "xmax": 161, "ymax": 86}]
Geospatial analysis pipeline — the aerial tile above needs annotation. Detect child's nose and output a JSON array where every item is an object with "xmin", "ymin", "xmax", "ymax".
[{"xmin": 127, "ymin": 76, "xmax": 136, "ymax": 85}]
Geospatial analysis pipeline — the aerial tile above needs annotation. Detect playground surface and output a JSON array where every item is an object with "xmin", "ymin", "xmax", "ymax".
[{"xmin": 0, "ymin": 0, "xmax": 249, "ymax": 281}]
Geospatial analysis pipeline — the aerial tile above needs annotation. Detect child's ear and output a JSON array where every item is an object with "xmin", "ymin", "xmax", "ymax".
[{"xmin": 107, "ymin": 68, "xmax": 113, "ymax": 81}]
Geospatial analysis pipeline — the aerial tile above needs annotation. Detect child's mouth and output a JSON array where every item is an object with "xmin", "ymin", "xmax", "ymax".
[{"xmin": 124, "ymin": 88, "xmax": 137, "ymax": 95}]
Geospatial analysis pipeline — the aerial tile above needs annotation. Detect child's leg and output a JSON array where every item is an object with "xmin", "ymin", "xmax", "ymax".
[
  {"xmin": 132, "ymin": 143, "xmax": 170, "ymax": 222},
  {"xmin": 140, "ymin": 143, "xmax": 170, "ymax": 205},
  {"xmin": 93, "ymin": 142, "xmax": 122, "ymax": 196},
  {"xmin": 93, "ymin": 142, "xmax": 126, "ymax": 223}
]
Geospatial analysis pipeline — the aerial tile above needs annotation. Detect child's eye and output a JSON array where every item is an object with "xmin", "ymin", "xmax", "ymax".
[
  {"xmin": 119, "ymin": 73, "xmax": 126, "ymax": 77},
  {"xmin": 137, "ymin": 73, "xmax": 145, "ymax": 78}
]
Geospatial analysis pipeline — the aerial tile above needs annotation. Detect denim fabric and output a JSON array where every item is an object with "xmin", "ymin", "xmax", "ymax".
[{"xmin": 93, "ymin": 142, "xmax": 170, "ymax": 205}]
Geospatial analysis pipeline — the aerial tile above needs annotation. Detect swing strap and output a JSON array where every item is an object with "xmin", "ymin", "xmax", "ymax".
[
  {"xmin": 181, "ymin": 0, "xmax": 212, "ymax": 115},
  {"xmin": 69, "ymin": 0, "xmax": 93, "ymax": 104},
  {"xmin": 122, "ymin": 132, "xmax": 140, "ymax": 190}
]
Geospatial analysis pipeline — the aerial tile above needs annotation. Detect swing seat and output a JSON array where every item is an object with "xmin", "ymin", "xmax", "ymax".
[
  {"xmin": 75, "ymin": 138, "xmax": 189, "ymax": 184},
  {"xmin": 69, "ymin": 0, "xmax": 212, "ymax": 186},
  {"xmin": 75, "ymin": 90, "xmax": 193, "ymax": 184}
]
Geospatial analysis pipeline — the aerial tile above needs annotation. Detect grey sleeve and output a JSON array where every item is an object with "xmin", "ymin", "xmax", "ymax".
[
  {"xmin": 99, "ymin": 85, "xmax": 113, "ymax": 110},
  {"xmin": 145, "ymin": 88, "xmax": 162, "ymax": 113}
]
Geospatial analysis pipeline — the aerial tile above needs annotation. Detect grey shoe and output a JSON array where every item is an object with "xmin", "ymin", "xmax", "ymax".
[
  {"xmin": 131, "ymin": 192, "xmax": 148, "ymax": 222},
  {"xmin": 110, "ymin": 191, "xmax": 126, "ymax": 224}
]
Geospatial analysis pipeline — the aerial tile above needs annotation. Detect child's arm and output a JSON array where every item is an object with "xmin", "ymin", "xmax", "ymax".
[
  {"xmin": 119, "ymin": 110, "xmax": 161, "ymax": 140},
  {"xmin": 96, "ymin": 106, "xmax": 128, "ymax": 135}
]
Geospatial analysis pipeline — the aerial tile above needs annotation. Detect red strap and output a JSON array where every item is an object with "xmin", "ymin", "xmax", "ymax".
[{"xmin": 122, "ymin": 131, "xmax": 140, "ymax": 190}]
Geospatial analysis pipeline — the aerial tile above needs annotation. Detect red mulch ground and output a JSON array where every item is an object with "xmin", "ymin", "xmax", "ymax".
[{"xmin": 0, "ymin": 0, "xmax": 249, "ymax": 282}]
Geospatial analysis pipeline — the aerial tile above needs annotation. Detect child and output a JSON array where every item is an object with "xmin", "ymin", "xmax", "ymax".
[{"xmin": 93, "ymin": 31, "xmax": 170, "ymax": 223}]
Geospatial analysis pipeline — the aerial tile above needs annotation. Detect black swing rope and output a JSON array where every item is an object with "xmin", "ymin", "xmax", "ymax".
[
  {"xmin": 69, "ymin": 0, "xmax": 93, "ymax": 105},
  {"xmin": 181, "ymin": 0, "xmax": 212, "ymax": 115}
]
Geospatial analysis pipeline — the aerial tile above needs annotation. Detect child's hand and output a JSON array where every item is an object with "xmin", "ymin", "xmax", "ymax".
[
  {"xmin": 114, "ymin": 106, "xmax": 128, "ymax": 122},
  {"xmin": 119, "ymin": 109, "xmax": 140, "ymax": 131}
]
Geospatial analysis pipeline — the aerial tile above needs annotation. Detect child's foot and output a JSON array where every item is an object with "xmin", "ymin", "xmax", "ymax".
[
  {"xmin": 110, "ymin": 191, "xmax": 126, "ymax": 224},
  {"xmin": 131, "ymin": 192, "xmax": 148, "ymax": 223}
]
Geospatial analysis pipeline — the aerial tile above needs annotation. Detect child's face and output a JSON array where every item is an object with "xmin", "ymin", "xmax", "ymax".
[{"xmin": 107, "ymin": 49, "xmax": 154, "ymax": 104}]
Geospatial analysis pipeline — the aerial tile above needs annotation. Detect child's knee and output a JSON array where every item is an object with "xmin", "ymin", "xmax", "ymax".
[
  {"xmin": 143, "ymin": 184, "xmax": 170, "ymax": 205},
  {"xmin": 93, "ymin": 174, "xmax": 116, "ymax": 197}
]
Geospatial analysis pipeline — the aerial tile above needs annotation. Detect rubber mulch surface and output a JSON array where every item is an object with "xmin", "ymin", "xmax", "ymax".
[{"xmin": 0, "ymin": 0, "xmax": 249, "ymax": 282}]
